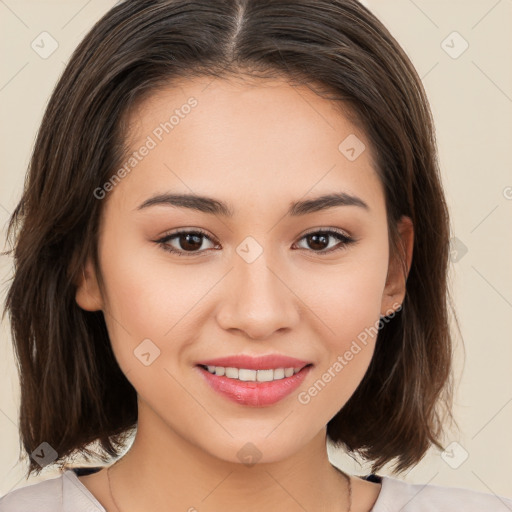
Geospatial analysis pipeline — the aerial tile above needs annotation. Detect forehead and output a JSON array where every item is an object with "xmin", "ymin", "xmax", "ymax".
[
  {"xmin": 126, "ymin": 75, "xmax": 368, "ymax": 155},
  {"xmin": 111, "ymin": 76, "xmax": 384, "ymax": 216}
]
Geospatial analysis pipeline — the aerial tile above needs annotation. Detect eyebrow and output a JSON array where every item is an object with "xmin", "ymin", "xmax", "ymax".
[{"xmin": 136, "ymin": 191, "xmax": 370, "ymax": 216}]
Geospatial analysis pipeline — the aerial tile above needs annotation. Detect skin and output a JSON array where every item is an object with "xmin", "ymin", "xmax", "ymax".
[{"xmin": 75, "ymin": 75, "xmax": 414, "ymax": 512}]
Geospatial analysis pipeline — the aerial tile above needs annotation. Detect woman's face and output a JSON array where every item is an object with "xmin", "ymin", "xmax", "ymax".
[{"xmin": 77, "ymin": 76, "xmax": 412, "ymax": 464}]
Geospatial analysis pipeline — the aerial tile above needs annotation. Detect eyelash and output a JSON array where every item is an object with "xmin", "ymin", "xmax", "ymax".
[{"xmin": 154, "ymin": 228, "xmax": 356, "ymax": 257}]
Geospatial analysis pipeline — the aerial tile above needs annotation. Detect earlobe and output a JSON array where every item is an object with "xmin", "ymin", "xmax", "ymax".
[
  {"xmin": 75, "ymin": 259, "xmax": 103, "ymax": 312},
  {"xmin": 381, "ymin": 215, "xmax": 414, "ymax": 316}
]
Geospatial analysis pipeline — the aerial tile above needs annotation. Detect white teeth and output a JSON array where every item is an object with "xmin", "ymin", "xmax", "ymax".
[
  {"xmin": 273, "ymin": 368, "xmax": 285, "ymax": 380},
  {"xmin": 238, "ymin": 369, "xmax": 256, "ymax": 381},
  {"xmin": 203, "ymin": 365, "xmax": 305, "ymax": 381},
  {"xmin": 257, "ymin": 369, "xmax": 274, "ymax": 382},
  {"xmin": 284, "ymin": 367, "xmax": 294, "ymax": 378},
  {"xmin": 225, "ymin": 367, "xmax": 239, "ymax": 379}
]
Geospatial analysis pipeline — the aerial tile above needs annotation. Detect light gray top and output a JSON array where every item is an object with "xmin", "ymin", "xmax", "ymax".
[{"xmin": 1, "ymin": 469, "xmax": 512, "ymax": 511}]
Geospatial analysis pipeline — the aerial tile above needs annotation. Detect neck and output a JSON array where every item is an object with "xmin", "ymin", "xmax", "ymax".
[{"xmin": 107, "ymin": 400, "xmax": 351, "ymax": 512}]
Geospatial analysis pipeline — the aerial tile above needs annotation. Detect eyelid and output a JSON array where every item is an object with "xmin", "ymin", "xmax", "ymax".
[
  {"xmin": 299, "ymin": 226, "xmax": 352, "ymax": 239},
  {"xmin": 155, "ymin": 227, "xmax": 219, "ymax": 256},
  {"xmin": 156, "ymin": 226, "xmax": 352, "ymax": 242},
  {"xmin": 157, "ymin": 227, "xmax": 214, "ymax": 241}
]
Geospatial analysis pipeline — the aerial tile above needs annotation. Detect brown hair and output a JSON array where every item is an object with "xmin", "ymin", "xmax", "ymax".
[{"xmin": 3, "ymin": 0, "xmax": 459, "ymax": 478}]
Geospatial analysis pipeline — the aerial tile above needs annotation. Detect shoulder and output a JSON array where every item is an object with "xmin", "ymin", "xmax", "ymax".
[
  {"xmin": 373, "ymin": 475, "xmax": 512, "ymax": 512},
  {"xmin": 0, "ymin": 470, "xmax": 105, "ymax": 512},
  {"xmin": 0, "ymin": 472, "xmax": 63, "ymax": 512}
]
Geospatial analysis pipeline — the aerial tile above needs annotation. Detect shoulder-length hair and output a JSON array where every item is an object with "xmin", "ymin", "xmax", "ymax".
[{"xmin": 3, "ymin": 0, "xmax": 459, "ymax": 478}]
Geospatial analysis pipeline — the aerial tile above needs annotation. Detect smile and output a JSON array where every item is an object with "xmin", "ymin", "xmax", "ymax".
[
  {"xmin": 201, "ymin": 365, "xmax": 304, "ymax": 382},
  {"xmin": 196, "ymin": 363, "xmax": 313, "ymax": 407}
]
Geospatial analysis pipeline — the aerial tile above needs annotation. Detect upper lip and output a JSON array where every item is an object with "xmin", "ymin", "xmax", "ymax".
[{"xmin": 196, "ymin": 354, "xmax": 312, "ymax": 371}]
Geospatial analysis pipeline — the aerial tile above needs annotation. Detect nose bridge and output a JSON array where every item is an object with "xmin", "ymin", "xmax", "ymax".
[
  {"xmin": 216, "ymin": 236, "xmax": 299, "ymax": 338},
  {"xmin": 235, "ymin": 239, "xmax": 287, "ymax": 309}
]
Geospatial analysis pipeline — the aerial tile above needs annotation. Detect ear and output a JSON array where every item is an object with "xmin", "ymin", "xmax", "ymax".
[
  {"xmin": 75, "ymin": 257, "xmax": 104, "ymax": 312},
  {"xmin": 381, "ymin": 215, "xmax": 414, "ymax": 316}
]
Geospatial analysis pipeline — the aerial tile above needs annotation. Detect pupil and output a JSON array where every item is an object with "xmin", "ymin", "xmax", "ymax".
[
  {"xmin": 308, "ymin": 233, "xmax": 328, "ymax": 250},
  {"xmin": 181, "ymin": 233, "xmax": 202, "ymax": 251}
]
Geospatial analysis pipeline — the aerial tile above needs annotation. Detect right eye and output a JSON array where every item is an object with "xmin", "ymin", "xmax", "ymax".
[{"xmin": 155, "ymin": 229, "xmax": 219, "ymax": 256}]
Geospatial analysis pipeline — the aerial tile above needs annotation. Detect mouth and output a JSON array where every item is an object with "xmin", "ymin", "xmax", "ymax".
[
  {"xmin": 195, "ymin": 363, "xmax": 314, "ymax": 407},
  {"xmin": 197, "ymin": 363, "xmax": 313, "ymax": 382}
]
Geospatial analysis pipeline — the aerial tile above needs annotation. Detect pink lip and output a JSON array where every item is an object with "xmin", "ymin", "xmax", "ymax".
[
  {"xmin": 196, "ymin": 354, "xmax": 311, "ymax": 370},
  {"xmin": 195, "ymin": 363, "xmax": 313, "ymax": 407}
]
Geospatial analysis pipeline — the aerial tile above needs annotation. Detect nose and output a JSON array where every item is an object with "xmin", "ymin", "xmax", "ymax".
[{"xmin": 215, "ymin": 251, "xmax": 300, "ymax": 340}]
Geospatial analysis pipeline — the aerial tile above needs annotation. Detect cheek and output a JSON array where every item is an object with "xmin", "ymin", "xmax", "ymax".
[
  {"xmin": 323, "ymin": 265, "xmax": 387, "ymax": 346},
  {"xmin": 96, "ymin": 234, "xmax": 221, "ymax": 370},
  {"xmin": 294, "ymin": 247, "xmax": 389, "ymax": 413},
  {"xmin": 95, "ymin": 232, "xmax": 163, "ymax": 350},
  {"xmin": 299, "ymin": 240, "xmax": 389, "ymax": 346}
]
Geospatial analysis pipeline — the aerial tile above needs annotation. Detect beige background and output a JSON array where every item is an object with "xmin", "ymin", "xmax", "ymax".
[{"xmin": 1, "ymin": 0, "xmax": 511, "ymax": 500}]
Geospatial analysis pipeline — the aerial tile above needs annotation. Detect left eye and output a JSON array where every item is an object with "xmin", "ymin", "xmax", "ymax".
[
  {"xmin": 293, "ymin": 229, "xmax": 355, "ymax": 253},
  {"xmin": 155, "ymin": 228, "xmax": 355, "ymax": 257}
]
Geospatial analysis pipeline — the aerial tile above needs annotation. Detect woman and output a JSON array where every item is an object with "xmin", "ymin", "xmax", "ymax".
[{"xmin": 1, "ymin": 1, "xmax": 511, "ymax": 511}]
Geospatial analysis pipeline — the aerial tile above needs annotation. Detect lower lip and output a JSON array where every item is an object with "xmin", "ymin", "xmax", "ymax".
[{"xmin": 196, "ymin": 365, "xmax": 313, "ymax": 407}]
